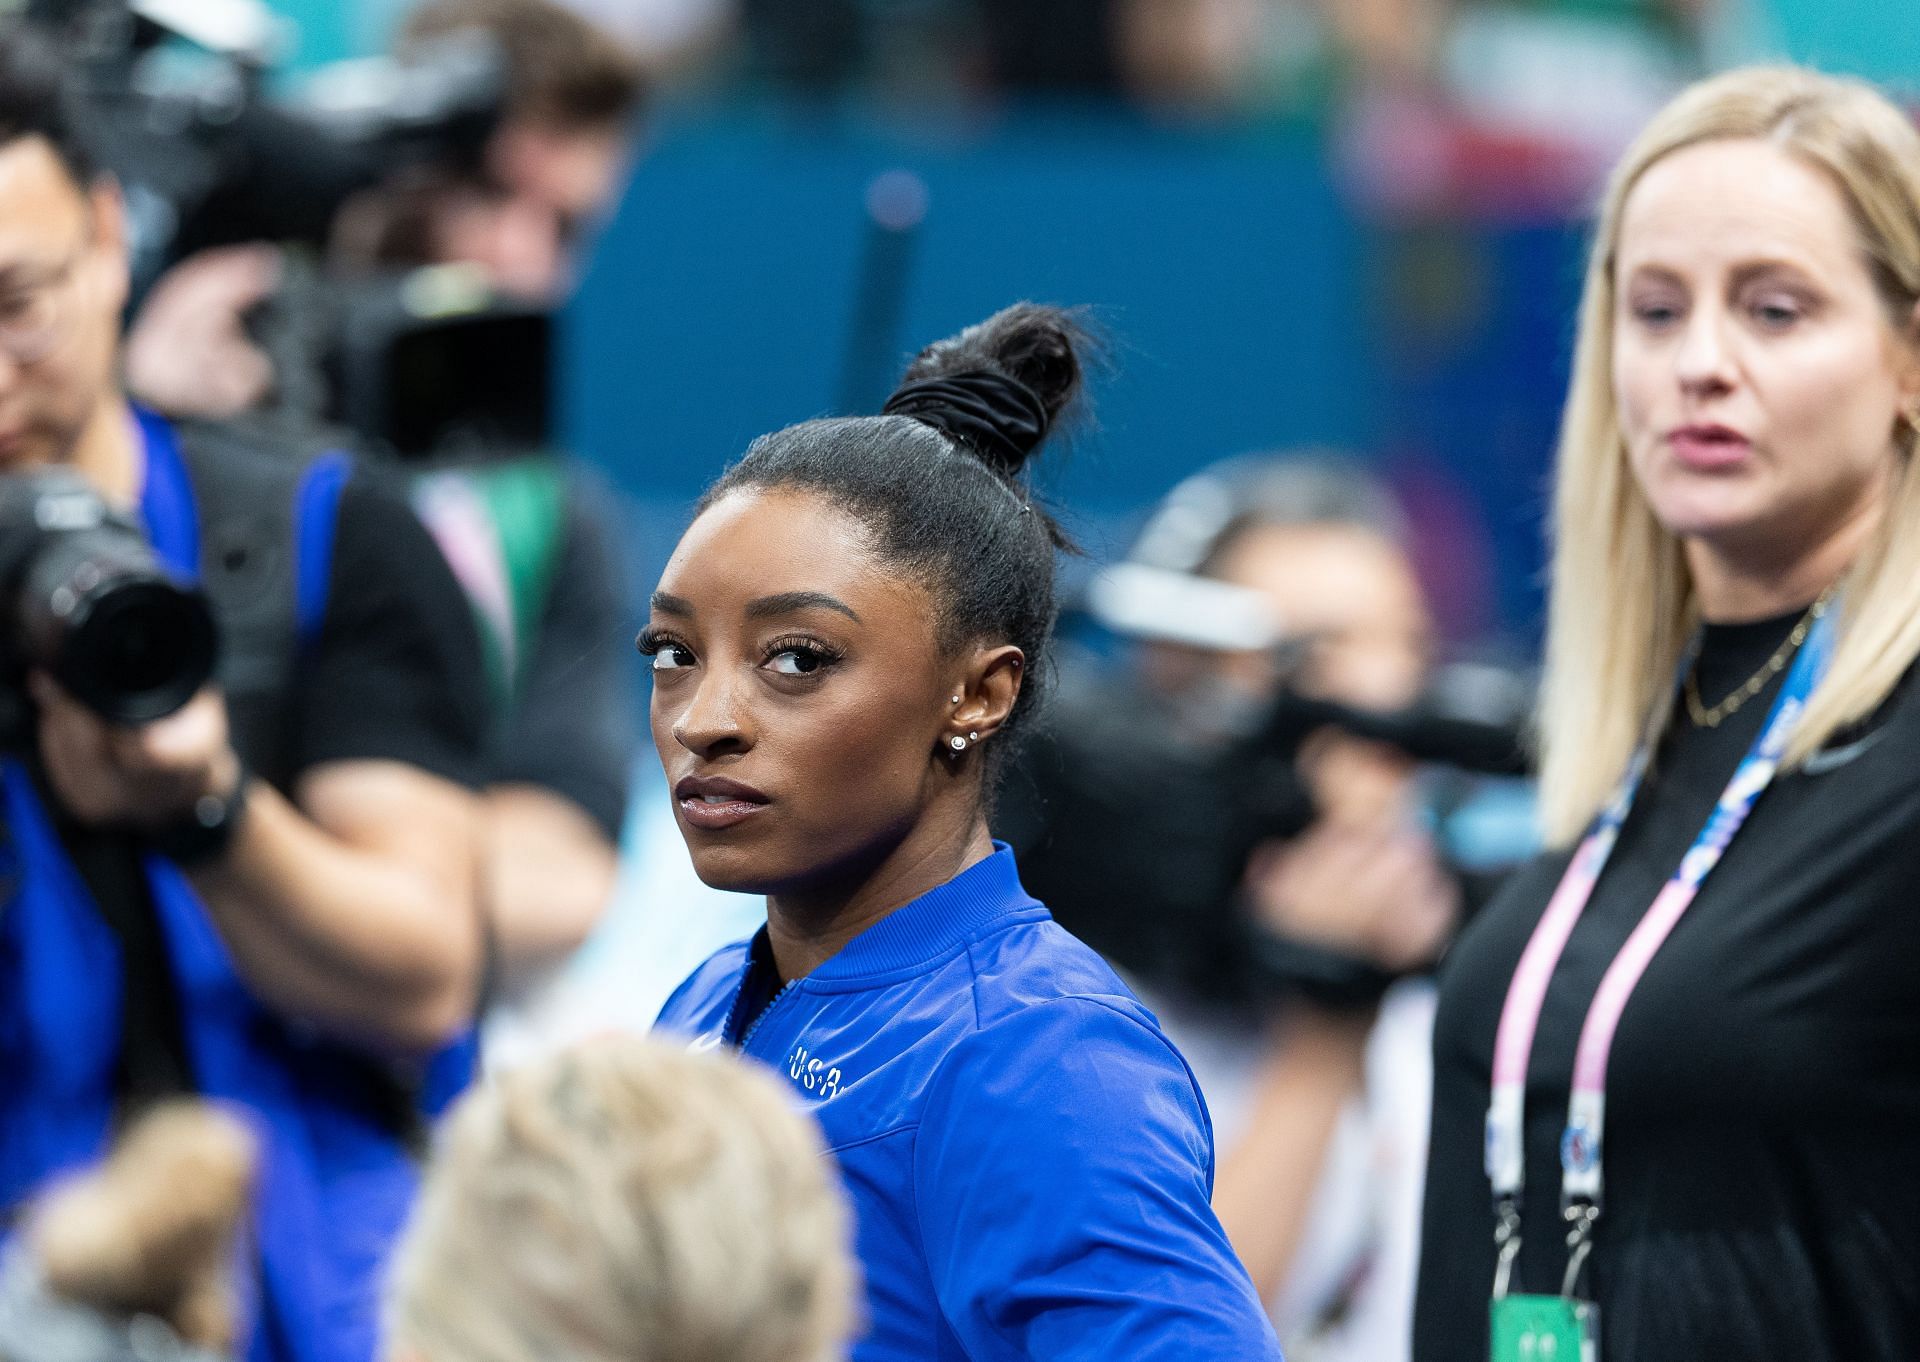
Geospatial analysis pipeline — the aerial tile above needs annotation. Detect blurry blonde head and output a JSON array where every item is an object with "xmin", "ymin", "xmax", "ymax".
[
  {"xmin": 387, "ymin": 1037, "xmax": 856, "ymax": 1362},
  {"xmin": 29, "ymin": 1101, "xmax": 257, "ymax": 1353},
  {"xmin": 1540, "ymin": 65, "xmax": 1920, "ymax": 843}
]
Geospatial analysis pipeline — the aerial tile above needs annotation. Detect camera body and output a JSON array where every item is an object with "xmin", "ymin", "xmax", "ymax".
[
  {"xmin": 0, "ymin": 468, "xmax": 216, "ymax": 746},
  {"xmin": 26, "ymin": 0, "xmax": 504, "ymax": 296},
  {"xmin": 1004, "ymin": 657, "xmax": 1530, "ymax": 1011},
  {"xmin": 251, "ymin": 260, "xmax": 554, "ymax": 460}
]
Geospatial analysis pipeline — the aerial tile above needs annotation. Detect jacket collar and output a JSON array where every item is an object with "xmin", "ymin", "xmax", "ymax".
[{"xmin": 796, "ymin": 842, "xmax": 1044, "ymax": 987}]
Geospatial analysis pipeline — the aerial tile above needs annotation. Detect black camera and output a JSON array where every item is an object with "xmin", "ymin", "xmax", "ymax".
[
  {"xmin": 252, "ymin": 260, "xmax": 553, "ymax": 461},
  {"xmin": 27, "ymin": 0, "xmax": 505, "ymax": 297},
  {"xmin": 0, "ymin": 470, "xmax": 216, "ymax": 740},
  {"xmin": 1001, "ymin": 554, "xmax": 1535, "ymax": 1012}
]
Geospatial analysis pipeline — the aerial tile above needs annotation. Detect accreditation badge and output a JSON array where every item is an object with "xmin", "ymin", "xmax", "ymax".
[{"xmin": 1489, "ymin": 1293, "xmax": 1598, "ymax": 1361}]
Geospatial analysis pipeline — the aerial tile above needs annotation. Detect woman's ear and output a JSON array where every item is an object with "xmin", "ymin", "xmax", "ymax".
[
  {"xmin": 1900, "ymin": 299, "xmax": 1920, "ymax": 432},
  {"xmin": 945, "ymin": 646, "xmax": 1025, "ymax": 752}
]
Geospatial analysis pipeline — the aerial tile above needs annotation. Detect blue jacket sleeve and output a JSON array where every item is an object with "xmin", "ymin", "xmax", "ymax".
[{"xmin": 911, "ymin": 995, "xmax": 1283, "ymax": 1360}]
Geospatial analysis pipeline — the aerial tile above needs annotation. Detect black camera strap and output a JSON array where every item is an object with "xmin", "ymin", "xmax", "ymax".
[{"xmin": 46, "ymin": 772, "xmax": 195, "ymax": 1119}]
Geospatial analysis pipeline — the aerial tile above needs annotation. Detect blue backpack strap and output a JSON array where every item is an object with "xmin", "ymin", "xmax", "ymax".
[
  {"xmin": 133, "ymin": 405, "xmax": 200, "ymax": 579},
  {"xmin": 293, "ymin": 450, "xmax": 353, "ymax": 652}
]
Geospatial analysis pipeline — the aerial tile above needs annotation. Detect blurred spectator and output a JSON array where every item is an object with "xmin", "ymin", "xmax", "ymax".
[
  {"xmin": 332, "ymin": 0, "xmax": 646, "ymax": 301},
  {"xmin": 387, "ymin": 1037, "xmax": 857, "ymax": 1362},
  {"xmin": 973, "ymin": 0, "xmax": 1124, "ymax": 94},
  {"xmin": 1183, "ymin": 459, "xmax": 1452, "ymax": 1359},
  {"xmin": 486, "ymin": 0, "xmax": 1732, "ymax": 126},
  {"xmin": 1005, "ymin": 455, "xmax": 1464, "ymax": 1359},
  {"xmin": 124, "ymin": 0, "xmax": 648, "ymax": 1012},
  {"xmin": 1320, "ymin": 0, "xmax": 1710, "ymax": 91},
  {"xmin": 0, "ymin": 1103, "xmax": 256, "ymax": 1362},
  {"xmin": 354, "ymin": 0, "xmax": 647, "ymax": 1007},
  {"xmin": 718, "ymin": 0, "xmax": 1719, "ymax": 195},
  {"xmin": 555, "ymin": 0, "xmax": 735, "ymax": 76},
  {"xmin": 354, "ymin": 0, "xmax": 733, "ymax": 78},
  {"xmin": 736, "ymin": 0, "xmax": 872, "ymax": 94},
  {"xmin": 1112, "ymin": 0, "xmax": 1299, "ymax": 110},
  {"xmin": 1331, "ymin": 0, "xmax": 1717, "ymax": 215},
  {"xmin": 717, "ymin": 0, "xmax": 1325, "ymax": 113}
]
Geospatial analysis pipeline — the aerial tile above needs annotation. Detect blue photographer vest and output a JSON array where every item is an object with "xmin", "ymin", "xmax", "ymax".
[{"xmin": 0, "ymin": 407, "xmax": 477, "ymax": 1362}]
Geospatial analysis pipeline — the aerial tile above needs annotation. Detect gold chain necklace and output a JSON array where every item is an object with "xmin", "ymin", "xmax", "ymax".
[{"xmin": 1683, "ymin": 586, "xmax": 1835, "ymax": 729}]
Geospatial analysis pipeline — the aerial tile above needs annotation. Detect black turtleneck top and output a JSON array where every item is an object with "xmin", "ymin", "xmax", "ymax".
[{"xmin": 1416, "ymin": 607, "xmax": 1920, "ymax": 1361}]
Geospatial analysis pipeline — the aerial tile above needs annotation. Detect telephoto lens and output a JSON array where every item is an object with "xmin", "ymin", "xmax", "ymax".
[{"xmin": 0, "ymin": 469, "xmax": 217, "ymax": 726}]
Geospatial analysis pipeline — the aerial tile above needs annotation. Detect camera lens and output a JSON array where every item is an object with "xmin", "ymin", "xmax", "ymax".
[{"xmin": 54, "ymin": 577, "xmax": 218, "ymax": 724}]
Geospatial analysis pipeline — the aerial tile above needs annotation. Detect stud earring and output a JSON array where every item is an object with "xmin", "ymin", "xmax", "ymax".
[
  {"xmin": 951, "ymin": 694, "xmax": 961, "ymax": 704},
  {"xmin": 969, "ymin": 731, "xmax": 979, "ymax": 741},
  {"xmin": 949, "ymin": 735, "xmax": 967, "ymax": 751}
]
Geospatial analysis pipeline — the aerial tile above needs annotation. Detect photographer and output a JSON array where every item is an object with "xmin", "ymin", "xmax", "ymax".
[
  {"xmin": 330, "ymin": 0, "xmax": 642, "ymax": 303},
  {"xmin": 0, "ymin": 27, "xmax": 490, "ymax": 1362},
  {"xmin": 125, "ymin": 0, "xmax": 647, "ymax": 1000},
  {"xmin": 1004, "ymin": 455, "xmax": 1473, "ymax": 1359}
]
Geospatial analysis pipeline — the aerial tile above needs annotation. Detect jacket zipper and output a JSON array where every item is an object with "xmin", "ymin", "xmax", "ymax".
[{"xmin": 737, "ymin": 979, "xmax": 798, "ymax": 1053}]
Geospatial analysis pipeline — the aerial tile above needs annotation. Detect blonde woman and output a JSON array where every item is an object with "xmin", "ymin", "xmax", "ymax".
[
  {"xmin": 387, "ymin": 1038, "xmax": 856, "ymax": 1362},
  {"xmin": 1416, "ymin": 66, "xmax": 1920, "ymax": 1361}
]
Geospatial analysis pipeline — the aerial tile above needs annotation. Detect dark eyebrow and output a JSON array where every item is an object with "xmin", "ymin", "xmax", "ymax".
[
  {"xmin": 650, "ymin": 592, "xmax": 693, "ymax": 616},
  {"xmin": 745, "ymin": 591, "xmax": 861, "ymax": 622}
]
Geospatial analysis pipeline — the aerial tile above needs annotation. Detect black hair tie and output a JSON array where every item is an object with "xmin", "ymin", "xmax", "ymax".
[{"xmin": 881, "ymin": 371, "xmax": 1049, "ymax": 474}]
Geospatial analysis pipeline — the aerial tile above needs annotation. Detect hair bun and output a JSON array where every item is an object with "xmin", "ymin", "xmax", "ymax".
[
  {"xmin": 886, "ymin": 303, "xmax": 1089, "ymax": 476},
  {"xmin": 882, "ymin": 372, "xmax": 1048, "ymax": 475}
]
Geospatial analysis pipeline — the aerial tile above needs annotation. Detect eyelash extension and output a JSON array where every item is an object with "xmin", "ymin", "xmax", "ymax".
[
  {"xmin": 635, "ymin": 627, "xmax": 688, "ymax": 657},
  {"xmin": 761, "ymin": 634, "xmax": 846, "ymax": 666}
]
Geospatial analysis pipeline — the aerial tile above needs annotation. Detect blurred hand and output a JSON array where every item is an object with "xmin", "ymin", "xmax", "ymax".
[
  {"xmin": 1297, "ymin": 728, "xmax": 1417, "ymax": 826},
  {"xmin": 31, "ymin": 675, "xmax": 240, "ymax": 830},
  {"xmin": 1245, "ymin": 817, "xmax": 1460, "ymax": 975},
  {"xmin": 123, "ymin": 244, "xmax": 280, "ymax": 419},
  {"xmin": 32, "ymin": 1100, "xmax": 257, "ymax": 1352}
]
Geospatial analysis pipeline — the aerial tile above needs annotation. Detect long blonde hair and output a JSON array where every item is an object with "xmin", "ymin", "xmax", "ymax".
[
  {"xmin": 1539, "ymin": 65, "xmax": 1920, "ymax": 844},
  {"xmin": 387, "ymin": 1037, "xmax": 857, "ymax": 1362}
]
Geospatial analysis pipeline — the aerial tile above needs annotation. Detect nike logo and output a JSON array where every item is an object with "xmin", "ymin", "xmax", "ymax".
[{"xmin": 1801, "ymin": 730, "xmax": 1886, "ymax": 775}]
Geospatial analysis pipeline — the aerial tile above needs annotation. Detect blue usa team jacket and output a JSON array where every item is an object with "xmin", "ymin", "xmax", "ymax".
[{"xmin": 655, "ymin": 845, "xmax": 1284, "ymax": 1362}]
